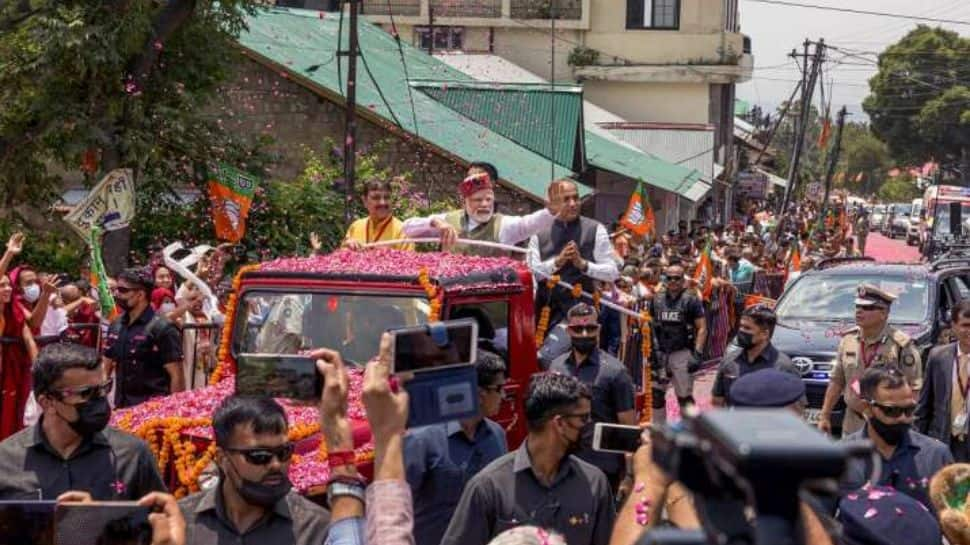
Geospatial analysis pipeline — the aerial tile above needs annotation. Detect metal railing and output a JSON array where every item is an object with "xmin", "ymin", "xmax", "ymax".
[
  {"xmin": 429, "ymin": 0, "xmax": 501, "ymax": 17},
  {"xmin": 510, "ymin": 0, "xmax": 582, "ymax": 20},
  {"xmin": 182, "ymin": 323, "xmax": 222, "ymax": 390},
  {"xmin": 360, "ymin": 0, "xmax": 420, "ymax": 16}
]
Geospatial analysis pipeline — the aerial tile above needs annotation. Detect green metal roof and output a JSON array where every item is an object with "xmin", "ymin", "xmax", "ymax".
[
  {"xmin": 237, "ymin": 7, "xmax": 579, "ymax": 201},
  {"xmin": 584, "ymin": 131, "xmax": 705, "ymax": 195},
  {"xmin": 410, "ymin": 81, "xmax": 585, "ymax": 172}
]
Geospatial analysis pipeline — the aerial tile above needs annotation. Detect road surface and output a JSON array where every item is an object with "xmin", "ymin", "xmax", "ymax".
[
  {"xmin": 863, "ymin": 231, "xmax": 921, "ymax": 263},
  {"xmin": 662, "ymin": 230, "xmax": 920, "ymax": 421}
]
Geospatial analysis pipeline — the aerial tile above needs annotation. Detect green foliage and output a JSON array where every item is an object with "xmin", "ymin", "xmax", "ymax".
[
  {"xmin": 129, "ymin": 145, "xmax": 454, "ymax": 265},
  {"xmin": 836, "ymin": 122, "xmax": 892, "ymax": 195},
  {"xmin": 0, "ymin": 221, "xmax": 84, "ymax": 274},
  {"xmin": 0, "ymin": 0, "xmax": 263, "ymax": 217},
  {"xmin": 876, "ymin": 175, "xmax": 922, "ymax": 203},
  {"xmin": 863, "ymin": 26, "xmax": 970, "ymax": 172},
  {"xmin": 567, "ymin": 46, "xmax": 600, "ymax": 67}
]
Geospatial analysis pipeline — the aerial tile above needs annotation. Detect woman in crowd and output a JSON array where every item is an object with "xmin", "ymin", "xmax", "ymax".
[{"xmin": 0, "ymin": 233, "xmax": 39, "ymax": 439}]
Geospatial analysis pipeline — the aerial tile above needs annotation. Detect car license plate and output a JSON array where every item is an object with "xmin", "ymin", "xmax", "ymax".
[{"xmin": 803, "ymin": 408, "xmax": 821, "ymax": 424}]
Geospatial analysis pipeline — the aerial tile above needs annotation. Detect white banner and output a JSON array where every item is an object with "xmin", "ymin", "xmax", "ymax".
[{"xmin": 64, "ymin": 169, "xmax": 135, "ymax": 238}]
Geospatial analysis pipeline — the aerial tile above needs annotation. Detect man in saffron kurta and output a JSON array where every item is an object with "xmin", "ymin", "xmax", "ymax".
[{"xmin": 342, "ymin": 179, "xmax": 412, "ymax": 251}]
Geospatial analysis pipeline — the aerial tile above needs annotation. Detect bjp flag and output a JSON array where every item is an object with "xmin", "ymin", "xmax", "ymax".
[
  {"xmin": 620, "ymin": 181, "xmax": 656, "ymax": 238},
  {"xmin": 786, "ymin": 245, "xmax": 801, "ymax": 283},
  {"xmin": 693, "ymin": 242, "xmax": 715, "ymax": 301},
  {"xmin": 208, "ymin": 163, "xmax": 260, "ymax": 243}
]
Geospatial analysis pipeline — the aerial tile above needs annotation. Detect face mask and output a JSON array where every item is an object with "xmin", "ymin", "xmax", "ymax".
[
  {"xmin": 159, "ymin": 303, "xmax": 176, "ymax": 314},
  {"xmin": 736, "ymin": 331, "xmax": 755, "ymax": 349},
  {"xmin": 23, "ymin": 284, "xmax": 40, "ymax": 303},
  {"xmin": 868, "ymin": 415, "xmax": 909, "ymax": 446},
  {"xmin": 63, "ymin": 396, "xmax": 111, "ymax": 437},
  {"xmin": 225, "ymin": 457, "xmax": 292, "ymax": 508},
  {"xmin": 572, "ymin": 337, "xmax": 598, "ymax": 355}
]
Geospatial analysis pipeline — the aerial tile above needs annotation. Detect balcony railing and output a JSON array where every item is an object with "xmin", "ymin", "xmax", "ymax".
[
  {"xmin": 430, "ymin": 0, "xmax": 501, "ymax": 18},
  {"xmin": 510, "ymin": 0, "xmax": 582, "ymax": 20},
  {"xmin": 361, "ymin": 0, "xmax": 420, "ymax": 16}
]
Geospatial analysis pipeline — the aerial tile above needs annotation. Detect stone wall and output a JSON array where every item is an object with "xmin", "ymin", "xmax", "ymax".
[{"xmin": 215, "ymin": 57, "xmax": 538, "ymax": 215}]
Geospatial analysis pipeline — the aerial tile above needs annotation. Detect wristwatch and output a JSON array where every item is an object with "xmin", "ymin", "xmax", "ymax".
[{"xmin": 327, "ymin": 481, "xmax": 366, "ymax": 505}]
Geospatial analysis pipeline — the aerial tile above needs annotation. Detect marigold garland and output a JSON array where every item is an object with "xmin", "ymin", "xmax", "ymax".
[
  {"xmin": 418, "ymin": 267, "xmax": 441, "ymax": 321},
  {"xmin": 639, "ymin": 311, "xmax": 654, "ymax": 424},
  {"xmin": 210, "ymin": 264, "xmax": 261, "ymax": 384},
  {"xmin": 571, "ymin": 283, "xmax": 583, "ymax": 299},
  {"xmin": 592, "ymin": 290, "xmax": 601, "ymax": 311},
  {"xmin": 534, "ymin": 275, "xmax": 560, "ymax": 348}
]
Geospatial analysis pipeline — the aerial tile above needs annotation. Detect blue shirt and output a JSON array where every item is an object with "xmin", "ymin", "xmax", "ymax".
[
  {"xmin": 404, "ymin": 419, "xmax": 508, "ymax": 545},
  {"xmin": 842, "ymin": 426, "xmax": 953, "ymax": 510},
  {"xmin": 729, "ymin": 258, "xmax": 756, "ymax": 285}
]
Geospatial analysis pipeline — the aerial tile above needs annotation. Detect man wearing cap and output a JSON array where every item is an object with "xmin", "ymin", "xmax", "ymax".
[
  {"xmin": 818, "ymin": 283, "xmax": 922, "ymax": 437},
  {"xmin": 729, "ymin": 368, "xmax": 807, "ymax": 412},
  {"xmin": 712, "ymin": 306, "xmax": 799, "ymax": 407},
  {"xmin": 103, "ymin": 267, "xmax": 184, "ymax": 408},
  {"xmin": 401, "ymin": 162, "xmax": 563, "ymax": 256}
]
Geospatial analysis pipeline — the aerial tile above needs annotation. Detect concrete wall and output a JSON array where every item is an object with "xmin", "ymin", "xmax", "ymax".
[
  {"xmin": 217, "ymin": 58, "xmax": 537, "ymax": 215},
  {"xmin": 582, "ymin": 81, "xmax": 709, "ymax": 123}
]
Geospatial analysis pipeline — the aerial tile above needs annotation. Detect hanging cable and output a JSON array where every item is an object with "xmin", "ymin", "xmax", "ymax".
[{"xmin": 385, "ymin": 0, "xmax": 421, "ymax": 138}]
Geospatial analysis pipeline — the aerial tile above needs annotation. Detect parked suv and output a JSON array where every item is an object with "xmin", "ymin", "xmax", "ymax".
[
  {"xmin": 886, "ymin": 203, "xmax": 913, "ymax": 238},
  {"xmin": 745, "ymin": 257, "xmax": 970, "ymax": 431}
]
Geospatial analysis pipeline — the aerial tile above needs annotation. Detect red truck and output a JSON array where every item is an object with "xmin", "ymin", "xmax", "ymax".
[{"xmin": 111, "ymin": 247, "xmax": 545, "ymax": 497}]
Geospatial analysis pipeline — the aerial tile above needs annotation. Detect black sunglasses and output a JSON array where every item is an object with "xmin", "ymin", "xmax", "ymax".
[
  {"xmin": 868, "ymin": 402, "xmax": 916, "ymax": 418},
  {"xmin": 225, "ymin": 443, "xmax": 295, "ymax": 465},
  {"xmin": 567, "ymin": 324, "xmax": 600, "ymax": 335},
  {"xmin": 50, "ymin": 379, "xmax": 113, "ymax": 402},
  {"xmin": 111, "ymin": 285, "xmax": 136, "ymax": 294}
]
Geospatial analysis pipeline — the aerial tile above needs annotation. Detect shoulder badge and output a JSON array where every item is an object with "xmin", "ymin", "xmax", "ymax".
[
  {"xmin": 903, "ymin": 353, "xmax": 917, "ymax": 367},
  {"xmin": 889, "ymin": 327, "xmax": 912, "ymax": 347}
]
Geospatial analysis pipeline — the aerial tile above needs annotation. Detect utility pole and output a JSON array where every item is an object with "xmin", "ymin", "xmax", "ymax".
[
  {"xmin": 341, "ymin": 0, "xmax": 360, "ymax": 227},
  {"xmin": 816, "ymin": 106, "xmax": 848, "ymax": 233},
  {"xmin": 427, "ymin": 5, "xmax": 434, "ymax": 56},
  {"xmin": 777, "ymin": 39, "xmax": 824, "ymax": 218}
]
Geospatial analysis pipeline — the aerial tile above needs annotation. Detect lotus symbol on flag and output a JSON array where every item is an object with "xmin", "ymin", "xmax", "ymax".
[
  {"xmin": 628, "ymin": 201, "xmax": 644, "ymax": 223},
  {"xmin": 221, "ymin": 199, "xmax": 242, "ymax": 231}
]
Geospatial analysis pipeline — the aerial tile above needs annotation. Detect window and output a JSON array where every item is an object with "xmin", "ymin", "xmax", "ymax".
[
  {"xmin": 626, "ymin": 0, "xmax": 680, "ymax": 30},
  {"xmin": 414, "ymin": 26, "xmax": 465, "ymax": 51}
]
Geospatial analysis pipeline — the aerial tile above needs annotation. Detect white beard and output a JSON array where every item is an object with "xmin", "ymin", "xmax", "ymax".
[{"xmin": 469, "ymin": 210, "xmax": 494, "ymax": 224}]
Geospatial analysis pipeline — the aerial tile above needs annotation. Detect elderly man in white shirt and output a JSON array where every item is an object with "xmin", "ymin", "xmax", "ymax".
[
  {"xmin": 402, "ymin": 162, "xmax": 563, "ymax": 256},
  {"xmin": 528, "ymin": 179, "xmax": 619, "ymax": 367}
]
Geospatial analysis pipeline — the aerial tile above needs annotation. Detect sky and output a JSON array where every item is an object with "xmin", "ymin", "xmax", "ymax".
[{"xmin": 736, "ymin": 0, "xmax": 970, "ymax": 119}]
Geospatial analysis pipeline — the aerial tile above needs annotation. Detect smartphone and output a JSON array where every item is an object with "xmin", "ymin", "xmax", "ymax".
[
  {"xmin": 55, "ymin": 502, "xmax": 151, "ymax": 545},
  {"xmin": 592, "ymin": 423, "xmax": 643, "ymax": 453},
  {"xmin": 0, "ymin": 501, "xmax": 56, "ymax": 545},
  {"xmin": 236, "ymin": 353, "xmax": 322, "ymax": 403},
  {"xmin": 389, "ymin": 319, "xmax": 478, "ymax": 374}
]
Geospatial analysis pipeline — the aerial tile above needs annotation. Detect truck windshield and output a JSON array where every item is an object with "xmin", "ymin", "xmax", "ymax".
[
  {"xmin": 775, "ymin": 273, "xmax": 928, "ymax": 324},
  {"xmin": 235, "ymin": 292, "xmax": 430, "ymax": 365},
  {"xmin": 931, "ymin": 203, "xmax": 970, "ymax": 236}
]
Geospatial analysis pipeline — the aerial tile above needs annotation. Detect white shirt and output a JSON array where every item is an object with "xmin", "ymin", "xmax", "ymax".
[
  {"xmin": 40, "ymin": 306, "xmax": 68, "ymax": 337},
  {"xmin": 401, "ymin": 208, "xmax": 556, "ymax": 246},
  {"xmin": 526, "ymin": 221, "xmax": 620, "ymax": 282}
]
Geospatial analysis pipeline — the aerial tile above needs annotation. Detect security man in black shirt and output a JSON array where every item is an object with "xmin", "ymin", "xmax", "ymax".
[
  {"xmin": 647, "ymin": 264, "xmax": 706, "ymax": 424},
  {"xmin": 103, "ymin": 267, "xmax": 184, "ymax": 408},
  {"xmin": 712, "ymin": 305, "xmax": 798, "ymax": 407}
]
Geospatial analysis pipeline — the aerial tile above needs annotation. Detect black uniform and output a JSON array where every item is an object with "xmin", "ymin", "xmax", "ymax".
[{"xmin": 105, "ymin": 307, "xmax": 182, "ymax": 408}]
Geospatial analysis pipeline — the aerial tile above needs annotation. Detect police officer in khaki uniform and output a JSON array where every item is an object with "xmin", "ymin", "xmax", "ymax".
[{"xmin": 818, "ymin": 283, "xmax": 922, "ymax": 437}]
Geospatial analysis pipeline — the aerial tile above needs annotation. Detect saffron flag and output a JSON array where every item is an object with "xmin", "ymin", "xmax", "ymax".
[
  {"xmin": 818, "ymin": 116, "xmax": 832, "ymax": 148},
  {"xmin": 743, "ymin": 294, "xmax": 776, "ymax": 309},
  {"xmin": 787, "ymin": 244, "xmax": 801, "ymax": 283},
  {"xmin": 620, "ymin": 181, "xmax": 655, "ymax": 237},
  {"xmin": 208, "ymin": 163, "xmax": 259, "ymax": 243},
  {"xmin": 693, "ymin": 242, "xmax": 714, "ymax": 301}
]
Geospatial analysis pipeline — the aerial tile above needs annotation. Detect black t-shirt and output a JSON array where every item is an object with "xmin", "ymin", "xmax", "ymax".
[
  {"xmin": 711, "ymin": 343, "xmax": 797, "ymax": 400},
  {"xmin": 104, "ymin": 307, "xmax": 182, "ymax": 408}
]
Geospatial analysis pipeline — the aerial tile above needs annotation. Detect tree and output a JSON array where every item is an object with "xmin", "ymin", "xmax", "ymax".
[
  {"xmin": 863, "ymin": 26, "xmax": 970, "ymax": 182},
  {"xmin": 877, "ymin": 175, "xmax": 921, "ymax": 203},
  {"xmin": 836, "ymin": 122, "xmax": 892, "ymax": 196},
  {"xmin": 0, "ymin": 0, "xmax": 265, "ymax": 273}
]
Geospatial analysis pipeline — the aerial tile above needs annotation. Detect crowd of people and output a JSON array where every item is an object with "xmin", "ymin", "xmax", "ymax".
[{"xmin": 0, "ymin": 161, "xmax": 966, "ymax": 545}]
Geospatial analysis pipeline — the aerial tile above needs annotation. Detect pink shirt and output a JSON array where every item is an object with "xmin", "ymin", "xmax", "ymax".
[{"xmin": 366, "ymin": 480, "xmax": 414, "ymax": 545}]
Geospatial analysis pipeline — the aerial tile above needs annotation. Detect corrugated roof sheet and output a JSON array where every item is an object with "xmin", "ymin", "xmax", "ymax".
[
  {"xmin": 432, "ymin": 53, "xmax": 705, "ymax": 199},
  {"xmin": 411, "ymin": 81, "xmax": 584, "ymax": 170},
  {"xmin": 237, "ymin": 7, "xmax": 579, "ymax": 201}
]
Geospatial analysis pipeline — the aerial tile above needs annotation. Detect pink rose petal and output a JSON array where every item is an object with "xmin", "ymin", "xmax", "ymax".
[{"xmin": 864, "ymin": 507, "xmax": 878, "ymax": 519}]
